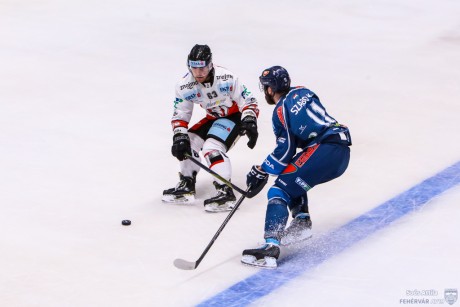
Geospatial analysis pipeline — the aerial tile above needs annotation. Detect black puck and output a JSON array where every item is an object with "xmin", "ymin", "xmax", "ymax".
[{"xmin": 122, "ymin": 220, "xmax": 131, "ymax": 226}]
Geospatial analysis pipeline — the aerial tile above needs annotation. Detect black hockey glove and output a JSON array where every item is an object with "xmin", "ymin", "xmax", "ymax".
[
  {"xmin": 240, "ymin": 116, "xmax": 258, "ymax": 149},
  {"xmin": 246, "ymin": 165, "xmax": 268, "ymax": 198},
  {"xmin": 171, "ymin": 133, "xmax": 191, "ymax": 161}
]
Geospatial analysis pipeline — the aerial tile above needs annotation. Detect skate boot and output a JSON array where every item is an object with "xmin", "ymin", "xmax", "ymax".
[
  {"xmin": 241, "ymin": 238, "xmax": 280, "ymax": 269},
  {"xmin": 203, "ymin": 181, "xmax": 236, "ymax": 212},
  {"xmin": 162, "ymin": 172, "xmax": 196, "ymax": 203},
  {"xmin": 280, "ymin": 213, "xmax": 313, "ymax": 246}
]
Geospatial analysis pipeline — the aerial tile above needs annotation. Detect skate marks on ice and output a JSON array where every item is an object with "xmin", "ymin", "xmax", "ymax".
[{"xmin": 196, "ymin": 161, "xmax": 460, "ymax": 306}]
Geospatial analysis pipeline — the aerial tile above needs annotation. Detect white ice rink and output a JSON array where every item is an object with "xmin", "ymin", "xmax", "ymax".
[{"xmin": 1, "ymin": 0, "xmax": 460, "ymax": 306}]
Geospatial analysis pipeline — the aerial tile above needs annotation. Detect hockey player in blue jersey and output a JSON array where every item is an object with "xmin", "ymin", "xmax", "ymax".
[{"xmin": 241, "ymin": 66, "xmax": 352, "ymax": 268}]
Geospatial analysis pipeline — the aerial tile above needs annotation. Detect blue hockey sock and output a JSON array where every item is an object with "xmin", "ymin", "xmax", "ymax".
[{"xmin": 264, "ymin": 198, "xmax": 289, "ymax": 240}]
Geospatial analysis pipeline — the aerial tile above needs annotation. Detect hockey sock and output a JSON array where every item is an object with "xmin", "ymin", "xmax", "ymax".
[{"xmin": 264, "ymin": 198, "xmax": 289, "ymax": 240}]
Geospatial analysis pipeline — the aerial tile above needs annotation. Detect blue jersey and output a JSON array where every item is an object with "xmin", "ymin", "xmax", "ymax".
[{"xmin": 261, "ymin": 87, "xmax": 352, "ymax": 175}]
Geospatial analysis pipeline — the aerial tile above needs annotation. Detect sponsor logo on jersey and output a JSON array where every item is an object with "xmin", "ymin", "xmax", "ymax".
[
  {"xmin": 185, "ymin": 93, "xmax": 196, "ymax": 100},
  {"xmin": 242, "ymin": 86, "xmax": 252, "ymax": 99},
  {"xmin": 216, "ymin": 74, "xmax": 233, "ymax": 81},
  {"xmin": 294, "ymin": 144, "xmax": 319, "ymax": 167},
  {"xmin": 173, "ymin": 98, "xmax": 183, "ymax": 108},
  {"xmin": 277, "ymin": 137, "xmax": 286, "ymax": 143},
  {"xmin": 219, "ymin": 85, "xmax": 233, "ymax": 93},
  {"xmin": 299, "ymin": 125, "xmax": 307, "ymax": 134},
  {"xmin": 295, "ymin": 177, "xmax": 311, "ymax": 191},
  {"xmin": 213, "ymin": 122, "xmax": 231, "ymax": 132},
  {"xmin": 180, "ymin": 81, "xmax": 198, "ymax": 90},
  {"xmin": 205, "ymin": 100, "xmax": 223, "ymax": 109},
  {"xmin": 277, "ymin": 179, "xmax": 287, "ymax": 186},
  {"xmin": 263, "ymin": 159, "xmax": 275, "ymax": 170}
]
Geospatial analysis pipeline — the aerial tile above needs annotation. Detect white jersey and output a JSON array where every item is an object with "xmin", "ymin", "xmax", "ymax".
[{"xmin": 171, "ymin": 66, "xmax": 259, "ymax": 131}]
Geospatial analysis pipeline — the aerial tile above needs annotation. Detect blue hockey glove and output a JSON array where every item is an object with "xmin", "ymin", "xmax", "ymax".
[
  {"xmin": 171, "ymin": 133, "xmax": 191, "ymax": 161},
  {"xmin": 246, "ymin": 165, "xmax": 268, "ymax": 198},
  {"xmin": 240, "ymin": 116, "xmax": 258, "ymax": 149}
]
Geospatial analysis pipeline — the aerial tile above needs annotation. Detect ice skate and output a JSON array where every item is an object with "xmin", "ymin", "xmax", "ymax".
[
  {"xmin": 162, "ymin": 172, "xmax": 196, "ymax": 203},
  {"xmin": 203, "ymin": 181, "xmax": 236, "ymax": 212},
  {"xmin": 280, "ymin": 213, "xmax": 312, "ymax": 246},
  {"xmin": 241, "ymin": 239, "xmax": 280, "ymax": 269}
]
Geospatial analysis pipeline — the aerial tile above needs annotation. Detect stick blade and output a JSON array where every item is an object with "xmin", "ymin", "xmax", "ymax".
[{"xmin": 174, "ymin": 258, "xmax": 197, "ymax": 270}]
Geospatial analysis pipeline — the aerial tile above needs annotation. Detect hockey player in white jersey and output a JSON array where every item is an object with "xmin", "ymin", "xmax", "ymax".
[{"xmin": 162, "ymin": 44, "xmax": 259, "ymax": 212}]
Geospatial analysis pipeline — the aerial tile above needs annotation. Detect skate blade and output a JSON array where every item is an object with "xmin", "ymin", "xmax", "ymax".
[
  {"xmin": 204, "ymin": 201, "xmax": 235, "ymax": 213},
  {"xmin": 280, "ymin": 229, "xmax": 313, "ymax": 246},
  {"xmin": 241, "ymin": 255, "xmax": 277, "ymax": 269},
  {"xmin": 162, "ymin": 194, "xmax": 195, "ymax": 204}
]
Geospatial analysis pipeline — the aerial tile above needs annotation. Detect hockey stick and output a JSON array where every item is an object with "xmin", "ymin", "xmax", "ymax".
[
  {"xmin": 184, "ymin": 153, "xmax": 248, "ymax": 196},
  {"xmin": 173, "ymin": 186, "xmax": 250, "ymax": 270}
]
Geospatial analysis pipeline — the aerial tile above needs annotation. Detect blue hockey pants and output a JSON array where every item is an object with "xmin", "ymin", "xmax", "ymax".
[{"xmin": 264, "ymin": 143, "xmax": 350, "ymax": 239}]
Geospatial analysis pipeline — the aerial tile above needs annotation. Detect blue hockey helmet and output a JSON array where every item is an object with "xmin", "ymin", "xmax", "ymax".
[{"xmin": 259, "ymin": 66, "xmax": 291, "ymax": 93}]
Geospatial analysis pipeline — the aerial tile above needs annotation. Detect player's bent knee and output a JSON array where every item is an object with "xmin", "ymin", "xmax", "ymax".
[
  {"xmin": 202, "ymin": 137, "xmax": 226, "ymax": 152},
  {"xmin": 203, "ymin": 149, "xmax": 225, "ymax": 168},
  {"xmin": 267, "ymin": 186, "xmax": 292, "ymax": 205}
]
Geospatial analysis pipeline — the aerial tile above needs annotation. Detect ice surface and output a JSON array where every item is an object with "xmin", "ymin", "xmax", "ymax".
[{"xmin": 1, "ymin": 0, "xmax": 459, "ymax": 306}]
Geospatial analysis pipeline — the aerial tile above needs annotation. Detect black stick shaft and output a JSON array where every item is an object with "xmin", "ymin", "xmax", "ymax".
[
  {"xmin": 185, "ymin": 153, "xmax": 248, "ymax": 196},
  {"xmin": 193, "ymin": 188, "xmax": 249, "ymax": 269}
]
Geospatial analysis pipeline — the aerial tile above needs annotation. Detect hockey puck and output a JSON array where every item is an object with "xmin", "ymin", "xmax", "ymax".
[{"xmin": 121, "ymin": 220, "xmax": 131, "ymax": 226}]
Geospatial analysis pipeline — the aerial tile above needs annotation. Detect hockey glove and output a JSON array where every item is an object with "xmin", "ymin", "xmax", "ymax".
[
  {"xmin": 171, "ymin": 133, "xmax": 191, "ymax": 161},
  {"xmin": 246, "ymin": 165, "xmax": 268, "ymax": 198},
  {"xmin": 240, "ymin": 116, "xmax": 258, "ymax": 149}
]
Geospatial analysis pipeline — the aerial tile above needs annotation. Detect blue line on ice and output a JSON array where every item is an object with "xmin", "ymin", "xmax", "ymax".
[{"xmin": 197, "ymin": 160, "xmax": 460, "ymax": 306}]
